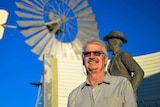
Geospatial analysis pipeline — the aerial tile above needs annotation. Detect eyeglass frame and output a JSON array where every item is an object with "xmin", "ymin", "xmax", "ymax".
[{"xmin": 82, "ymin": 51, "xmax": 104, "ymax": 57}]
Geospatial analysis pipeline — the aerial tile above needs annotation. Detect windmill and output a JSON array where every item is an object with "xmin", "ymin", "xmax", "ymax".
[
  {"xmin": 15, "ymin": 0, "xmax": 99, "ymax": 107},
  {"xmin": 15, "ymin": 0, "xmax": 99, "ymax": 60}
]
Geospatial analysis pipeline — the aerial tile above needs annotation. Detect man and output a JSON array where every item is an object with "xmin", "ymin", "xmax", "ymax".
[
  {"xmin": 103, "ymin": 30, "xmax": 144, "ymax": 95},
  {"xmin": 67, "ymin": 39, "xmax": 137, "ymax": 107}
]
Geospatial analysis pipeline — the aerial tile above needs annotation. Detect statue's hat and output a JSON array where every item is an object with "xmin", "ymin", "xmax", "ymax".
[{"xmin": 103, "ymin": 31, "xmax": 128, "ymax": 43}]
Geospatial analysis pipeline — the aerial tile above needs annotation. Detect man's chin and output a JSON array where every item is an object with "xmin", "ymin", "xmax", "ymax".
[{"xmin": 88, "ymin": 67, "xmax": 98, "ymax": 71}]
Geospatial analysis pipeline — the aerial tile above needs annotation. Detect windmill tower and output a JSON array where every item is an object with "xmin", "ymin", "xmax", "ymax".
[{"xmin": 14, "ymin": 0, "xmax": 99, "ymax": 107}]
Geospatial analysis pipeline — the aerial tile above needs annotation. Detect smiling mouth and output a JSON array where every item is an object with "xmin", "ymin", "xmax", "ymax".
[{"xmin": 88, "ymin": 60, "xmax": 98, "ymax": 64}]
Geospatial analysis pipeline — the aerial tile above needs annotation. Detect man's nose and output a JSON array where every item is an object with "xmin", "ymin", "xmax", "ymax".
[{"xmin": 89, "ymin": 53, "xmax": 95, "ymax": 58}]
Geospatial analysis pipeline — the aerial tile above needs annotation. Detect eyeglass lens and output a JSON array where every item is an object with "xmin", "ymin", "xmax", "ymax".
[{"xmin": 83, "ymin": 51, "xmax": 104, "ymax": 57}]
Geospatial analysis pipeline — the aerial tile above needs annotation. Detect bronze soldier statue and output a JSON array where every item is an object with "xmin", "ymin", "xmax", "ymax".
[{"xmin": 103, "ymin": 30, "xmax": 144, "ymax": 97}]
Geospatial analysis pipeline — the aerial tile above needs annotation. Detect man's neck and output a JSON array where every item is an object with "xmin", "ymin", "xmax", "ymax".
[
  {"xmin": 113, "ymin": 48, "xmax": 121, "ymax": 55},
  {"xmin": 87, "ymin": 71, "xmax": 106, "ymax": 86}
]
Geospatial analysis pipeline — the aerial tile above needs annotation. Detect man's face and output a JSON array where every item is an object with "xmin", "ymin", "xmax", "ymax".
[
  {"xmin": 83, "ymin": 44, "xmax": 107, "ymax": 74},
  {"xmin": 107, "ymin": 39, "xmax": 116, "ymax": 51}
]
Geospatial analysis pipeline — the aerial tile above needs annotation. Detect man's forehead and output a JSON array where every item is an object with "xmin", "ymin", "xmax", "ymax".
[
  {"xmin": 85, "ymin": 44, "xmax": 102, "ymax": 50},
  {"xmin": 86, "ymin": 43, "xmax": 101, "ymax": 47}
]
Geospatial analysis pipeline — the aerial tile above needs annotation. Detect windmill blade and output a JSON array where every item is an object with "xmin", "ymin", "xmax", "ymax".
[
  {"xmin": 0, "ymin": 9, "xmax": 9, "ymax": 40},
  {"xmin": 38, "ymin": 0, "xmax": 48, "ymax": 5},
  {"xmin": 15, "ymin": 11, "xmax": 43, "ymax": 19},
  {"xmin": 33, "ymin": 0, "xmax": 44, "ymax": 8},
  {"xmin": 74, "ymin": 7, "xmax": 92, "ymax": 17},
  {"xmin": 64, "ymin": 43, "xmax": 78, "ymax": 59},
  {"xmin": 68, "ymin": 0, "xmax": 81, "ymax": 9},
  {"xmin": 21, "ymin": 26, "xmax": 46, "ymax": 37},
  {"xmin": 16, "ymin": 2, "xmax": 43, "ymax": 15},
  {"xmin": 73, "ymin": 0, "xmax": 89, "ymax": 13},
  {"xmin": 71, "ymin": 38, "xmax": 82, "ymax": 59},
  {"xmin": 54, "ymin": 42, "xmax": 78, "ymax": 60},
  {"xmin": 17, "ymin": 20, "xmax": 44, "ymax": 27},
  {"xmin": 77, "ymin": 14, "xmax": 95, "ymax": 21},
  {"xmin": 20, "ymin": 0, "xmax": 43, "ymax": 12},
  {"xmin": 79, "ymin": 26, "xmax": 99, "ymax": 37},
  {"xmin": 76, "ymin": 28, "xmax": 99, "ymax": 45},
  {"xmin": 50, "ymin": 38, "xmax": 60, "ymax": 58},
  {"xmin": 38, "ymin": 37, "xmax": 54, "ymax": 60},
  {"xmin": 25, "ymin": 29, "xmax": 48, "ymax": 46},
  {"xmin": 78, "ymin": 21, "xmax": 98, "ymax": 29},
  {"xmin": 31, "ymin": 33, "xmax": 52, "ymax": 55},
  {"xmin": 43, "ymin": 38, "xmax": 63, "ymax": 60},
  {"xmin": 0, "ymin": 9, "xmax": 8, "ymax": 24},
  {"xmin": 64, "ymin": 0, "xmax": 69, "ymax": 4},
  {"xmin": 55, "ymin": 40, "xmax": 63, "ymax": 58},
  {"xmin": 49, "ymin": 39, "xmax": 79, "ymax": 60},
  {"xmin": 72, "ymin": 38, "xmax": 82, "ymax": 54},
  {"xmin": 0, "ymin": 26, "xmax": 4, "ymax": 40}
]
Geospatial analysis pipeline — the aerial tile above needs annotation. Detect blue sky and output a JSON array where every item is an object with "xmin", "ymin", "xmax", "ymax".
[{"xmin": 0, "ymin": 0, "xmax": 160, "ymax": 107}]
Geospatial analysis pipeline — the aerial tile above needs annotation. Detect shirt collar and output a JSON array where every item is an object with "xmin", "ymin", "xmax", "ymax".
[
  {"xmin": 113, "ymin": 50, "xmax": 121, "ymax": 55},
  {"xmin": 81, "ymin": 73, "xmax": 111, "ymax": 89}
]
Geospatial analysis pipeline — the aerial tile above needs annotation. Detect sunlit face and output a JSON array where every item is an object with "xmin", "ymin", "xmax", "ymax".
[{"xmin": 83, "ymin": 44, "xmax": 108, "ymax": 74}]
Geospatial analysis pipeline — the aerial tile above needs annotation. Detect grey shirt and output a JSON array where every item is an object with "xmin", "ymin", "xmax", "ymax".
[{"xmin": 67, "ymin": 74, "xmax": 137, "ymax": 107}]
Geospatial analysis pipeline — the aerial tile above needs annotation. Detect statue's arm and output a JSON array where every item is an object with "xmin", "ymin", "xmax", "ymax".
[{"xmin": 121, "ymin": 51, "xmax": 144, "ymax": 91}]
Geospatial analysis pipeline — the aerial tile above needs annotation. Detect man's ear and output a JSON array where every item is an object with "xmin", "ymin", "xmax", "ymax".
[
  {"xmin": 83, "ymin": 58, "xmax": 85, "ymax": 65},
  {"xmin": 82, "ymin": 56, "xmax": 85, "ymax": 65},
  {"xmin": 104, "ymin": 56, "xmax": 108, "ymax": 65}
]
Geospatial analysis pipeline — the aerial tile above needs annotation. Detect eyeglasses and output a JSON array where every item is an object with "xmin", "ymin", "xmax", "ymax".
[{"xmin": 82, "ymin": 51, "xmax": 104, "ymax": 57}]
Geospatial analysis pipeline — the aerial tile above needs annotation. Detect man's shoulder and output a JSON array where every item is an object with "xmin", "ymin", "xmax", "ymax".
[
  {"xmin": 69, "ymin": 82, "xmax": 86, "ymax": 96},
  {"xmin": 119, "ymin": 50, "xmax": 130, "ymax": 55},
  {"xmin": 118, "ymin": 50, "xmax": 132, "ymax": 58},
  {"xmin": 109, "ymin": 75, "xmax": 127, "ymax": 80},
  {"xmin": 104, "ymin": 75, "xmax": 132, "ymax": 92},
  {"xmin": 108, "ymin": 75, "xmax": 130, "ymax": 84}
]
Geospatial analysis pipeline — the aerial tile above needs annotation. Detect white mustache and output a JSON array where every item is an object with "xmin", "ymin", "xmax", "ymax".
[{"xmin": 88, "ymin": 59, "xmax": 98, "ymax": 63}]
